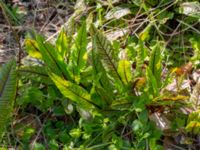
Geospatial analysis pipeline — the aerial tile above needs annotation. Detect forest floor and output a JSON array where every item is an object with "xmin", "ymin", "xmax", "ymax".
[{"xmin": 0, "ymin": 0, "xmax": 73, "ymax": 63}]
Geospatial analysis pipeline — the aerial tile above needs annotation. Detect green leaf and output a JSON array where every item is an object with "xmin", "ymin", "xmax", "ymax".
[
  {"xmin": 56, "ymin": 28, "xmax": 69, "ymax": 58},
  {"xmin": 118, "ymin": 60, "xmax": 132, "ymax": 85},
  {"xmin": 91, "ymin": 85, "xmax": 112, "ymax": 108},
  {"xmin": 139, "ymin": 24, "xmax": 152, "ymax": 41},
  {"xmin": 86, "ymin": 12, "xmax": 94, "ymax": 31},
  {"xmin": 33, "ymin": 143, "xmax": 46, "ymax": 150},
  {"xmin": 111, "ymin": 99, "xmax": 132, "ymax": 110},
  {"xmin": 0, "ymin": 59, "xmax": 17, "ymax": 139},
  {"xmin": 49, "ymin": 139, "xmax": 59, "ymax": 150},
  {"xmin": 64, "ymin": 0, "xmax": 86, "ymax": 37},
  {"xmin": 149, "ymin": 138, "xmax": 163, "ymax": 150},
  {"xmin": 49, "ymin": 73, "xmax": 100, "ymax": 110},
  {"xmin": 91, "ymin": 38, "xmax": 114, "ymax": 102},
  {"xmin": 186, "ymin": 110, "xmax": 200, "ymax": 134},
  {"xmin": 157, "ymin": 10, "xmax": 174, "ymax": 24},
  {"xmin": 136, "ymin": 41, "xmax": 146, "ymax": 76},
  {"xmin": 90, "ymin": 24, "xmax": 123, "ymax": 84},
  {"xmin": 17, "ymin": 86, "xmax": 44, "ymax": 107},
  {"xmin": 74, "ymin": 21, "xmax": 87, "ymax": 69},
  {"xmin": 149, "ymin": 43, "xmax": 162, "ymax": 88},
  {"xmin": 70, "ymin": 21, "xmax": 87, "ymax": 78},
  {"xmin": 0, "ymin": 1, "xmax": 20, "ymax": 25},
  {"xmin": 190, "ymin": 36, "xmax": 200, "ymax": 65},
  {"xmin": 18, "ymin": 66, "xmax": 52, "ymax": 84},
  {"xmin": 69, "ymin": 128, "xmax": 82, "ymax": 138},
  {"xmin": 146, "ymin": 67, "xmax": 158, "ymax": 97},
  {"xmin": 24, "ymin": 39, "xmax": 42, "ymax": 59},
  {"xmin": 35, "ymin": 34, "xmax": 71, "ymax": 80}
]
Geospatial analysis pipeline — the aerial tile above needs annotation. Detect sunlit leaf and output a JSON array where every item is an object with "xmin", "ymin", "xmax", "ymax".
[
  {"xmin": 49, "ymin": 73, "xmax": 100, "ymax": 110},
  {"xmin": 90, "ymin": 24, "xmax": 123, "ymax": 84},
  {"xmin": 118, "ymin": 60, "xmax": 132, "ymax": 84},
  {"xmin": 86, "ymin": 12, "xmax": 94, "ymax": 31},
  {"xmin": 139, "ymin": 24, "xmax": 152, "ymax": 41},
  {"xmin": 161, "ymin": 95, "xmax": 189, "ymax": 101},
  {"xmin": 190, "ymin": 36, "xmax": 200, "ymax": 65},
  {"xmin": 25, "ymin": 39, "xmax": 42, "ymax": 59},
  {"xmin": 36, "ymin": 34, "xmax": 71, "ymax": 80},
  {"xmin": 56, "ymin": 28, "xmax": 69, "ymax": 58},
  {"xmin": 71, "ymin": 21, "xmax": 87, "ymax": 74},
  {"xmin": 91, "ymin": 38, "xmax": 114, "ymax": 103},
  {"xmin": 111, "ymin": 99, "xmax": 132, "ymax": 110},
  {"xmin": 146, "ymin": 67, "xmax": 158, "ymax": 97},
  {"xmin": 136, "ymin": 41, "xmax": 147, "ymax": 76},
  {"xmin": 186, "ymin": 121, "xmax": 200, "ymax": 134},
  {"xmin": 186, "ymin": 110, "xmax": 200, "ymax": 134},
  {"xmin": 149, "ymin": 43, "xmax": 162, "ymax": 88}
]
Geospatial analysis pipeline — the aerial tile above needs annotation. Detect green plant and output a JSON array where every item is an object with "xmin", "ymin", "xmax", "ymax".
[
  {"xmin": 1, "ymin": 0, "xmax": 200, "ymax": 149},
  {"xmin": 0, "ymin": 59, "xmax": 17, "ymax": 140},
  {"xmin": 17, "ymin": 20, "xmax": 172, "ymax": 149},
  {"xmin": 0, "ymin": 0, "xmax": 24, "ymax": 25}
]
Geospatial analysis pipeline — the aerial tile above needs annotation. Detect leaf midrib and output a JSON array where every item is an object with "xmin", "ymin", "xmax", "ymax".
[{"xmin": 95, "ymin": 33, "xmax": 123, "ymax": 84}]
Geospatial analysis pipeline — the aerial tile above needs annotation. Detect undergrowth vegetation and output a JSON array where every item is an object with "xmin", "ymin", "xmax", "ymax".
[{"xmin": 0, "ymin": 0, "xmax": 200, "ymax": 149}]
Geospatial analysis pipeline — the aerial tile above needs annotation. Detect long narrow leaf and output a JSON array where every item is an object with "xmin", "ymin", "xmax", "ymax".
[
  {"xmin": 146, "ymin": 67, "xmax": 158, "ymax": 97},
  {"xmin": 24, "ymin": 39, "xmax": 42, "ymax": 59},
  {"xmin": 36, "ymin": 35, "xmax": 71, "ymax": 80},
  {"xmin": 0, "ymin": 1, "xmax": 20, "ymax": 25},
  {"xmin": 0, "ymin": 59, "xmax": 17, "ymax": 139},
  {"xmin": 149, "ymin": 43, "xmax": 162, "ymax": 88},
  {"xmin": 18, "ymin": 66, "xmax": 52, "ymax": 84},
  {"xmin": 118, "ymin": 60, "xmax": 132, "ymax": 84},
  {"xmin": 136, "ymin": 41, "xmax": 146, "ymax": 76},
  {"xmin": 49, "ymin": 73, "xmax": 100, "ymax": 110},
  {"xmin": 74, "ymin": 21, "xmax": 87, "ymax": 70},
  {"xmin": 56, "ymin": 28, "xmax": 69, "ymax": 58},
  {"xmin": 70, "ymin": 22, "xmax": 87, "ymax": 79},
  {"xmin": 91, "ymin": 38, "xmax": 114, "ymax": 103},
  {"xmin": 90, "ymin": 24, "xmax": 123, "ymax": 84}
]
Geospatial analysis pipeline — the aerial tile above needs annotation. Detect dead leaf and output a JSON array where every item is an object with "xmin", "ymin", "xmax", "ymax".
[
  {"xmin": 105, "ymin": 7, "xmax": 131, "ymax": 20},
  {"xmin": 149, "ymin": 112, "xmax": 170, "ymax": 131},
  {"xmin": 175, "ymin": 62, "xmax": 193, "ymax": 76}
]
